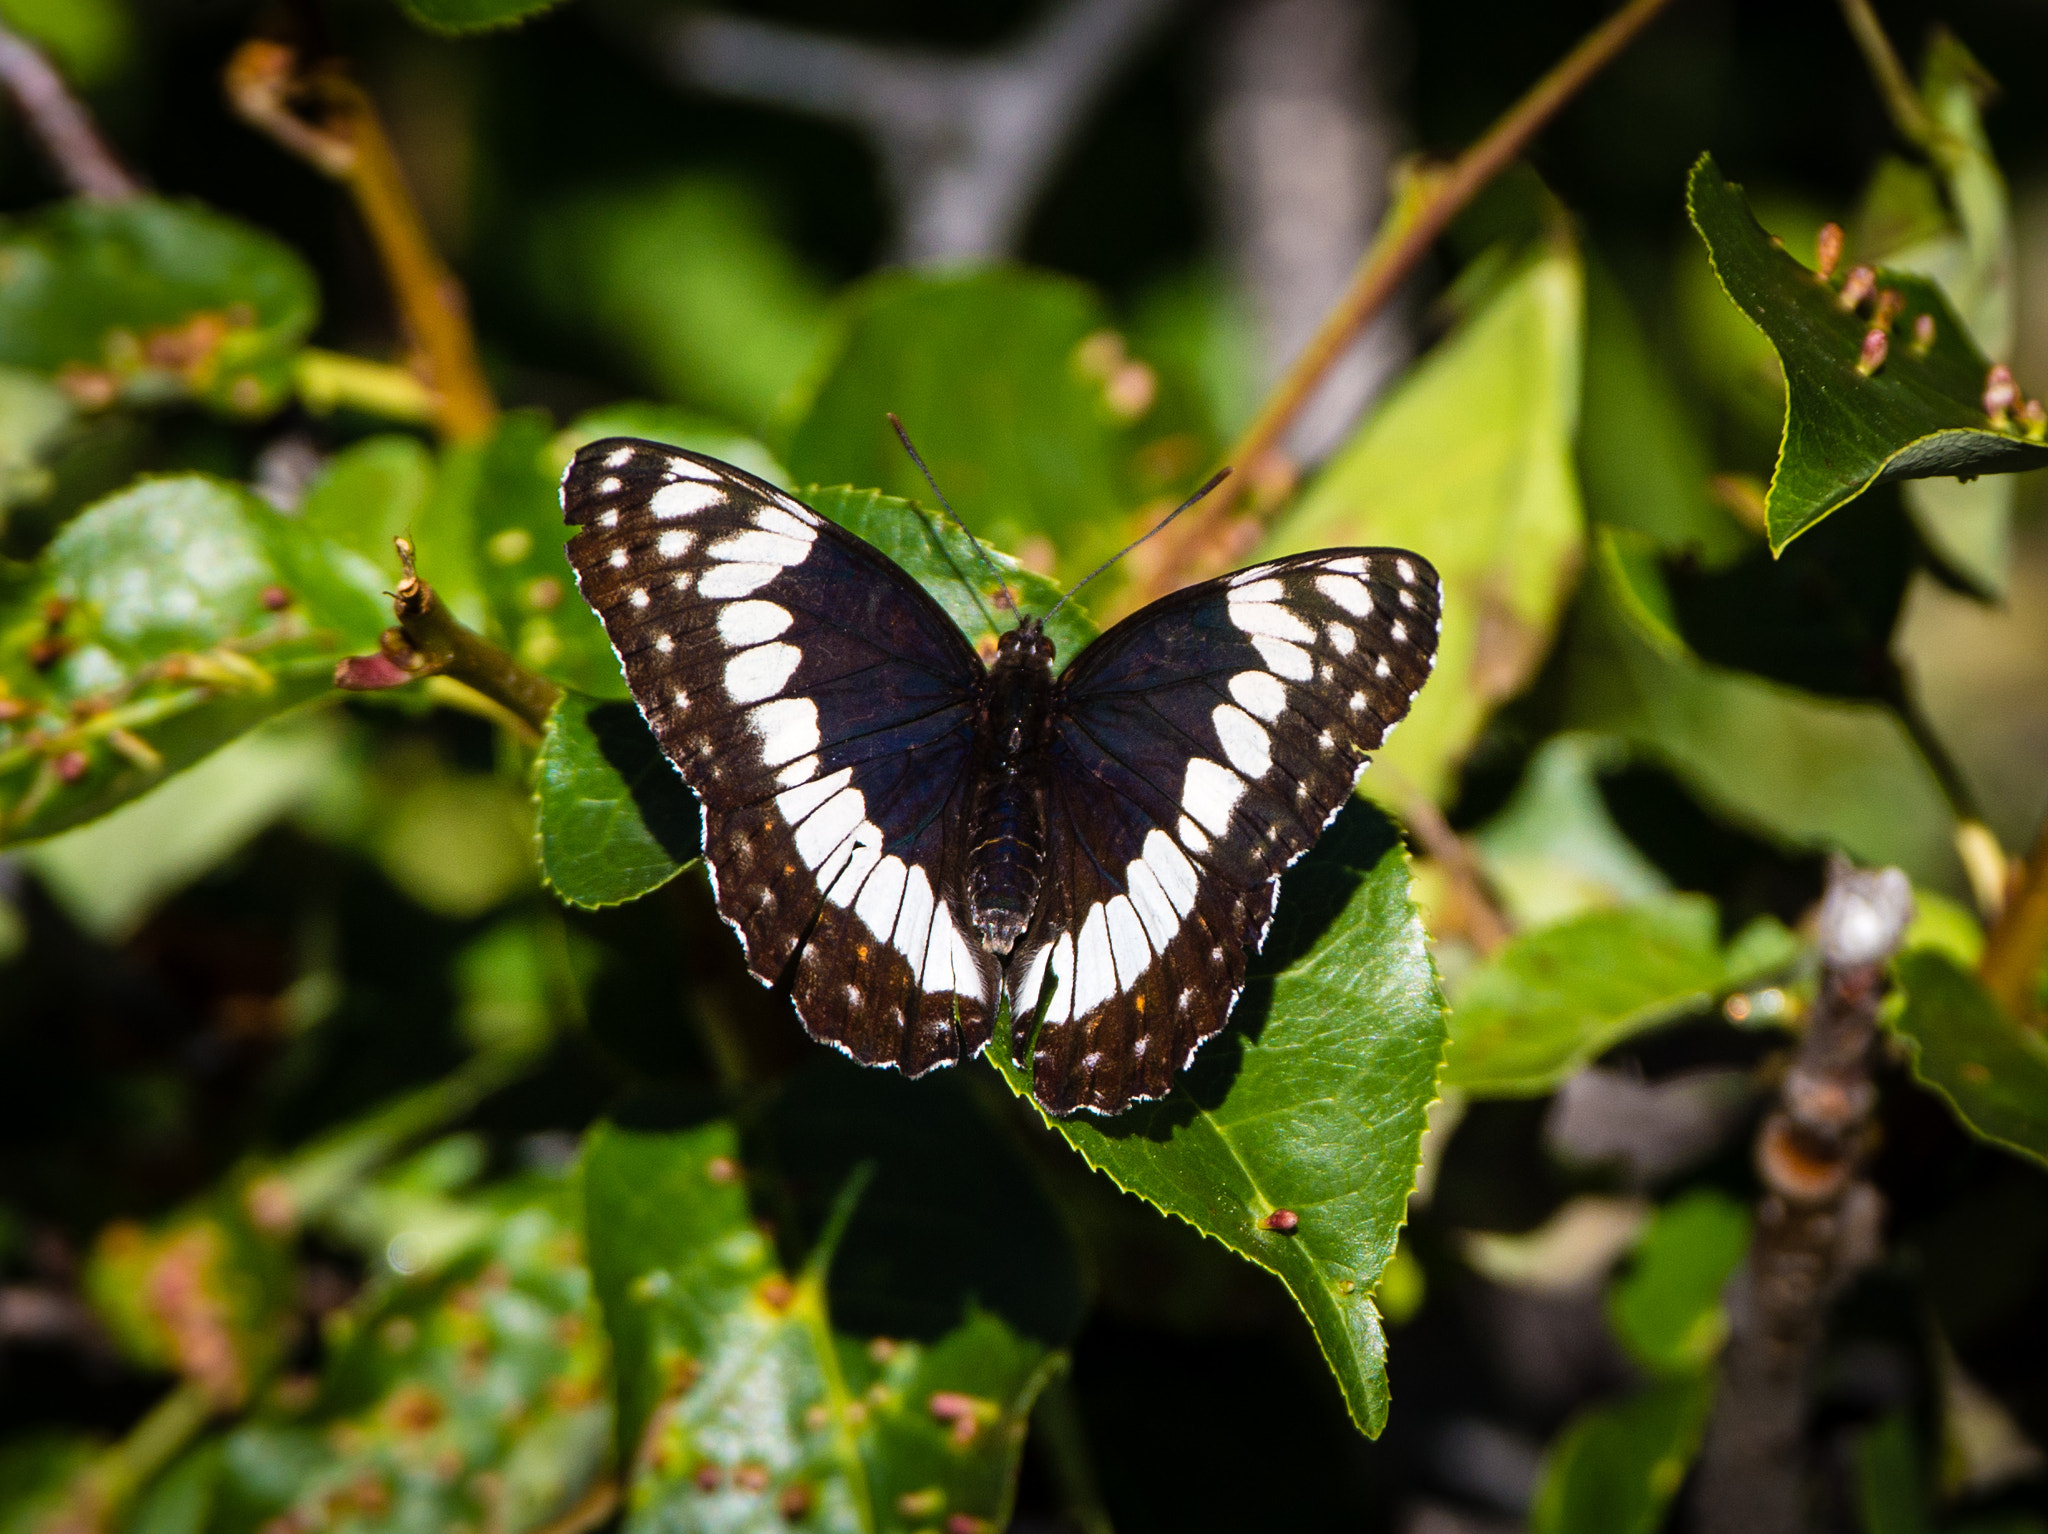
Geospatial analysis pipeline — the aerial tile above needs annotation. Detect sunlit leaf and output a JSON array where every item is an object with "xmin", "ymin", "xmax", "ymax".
[
  {"xmin": 279, "ymin": 433, "xmax": 436, "ymax": 651},
  {"xmin": 0, "ymin": 197, "xmax": 317, "ymax": 417},
  {"xmin": 1607, "ymin": 1189, "xmax": 1750, "ymax": 1376},
  {"xmin": 1565, "ymin": 530, "xmax": 1961, "ymax": 886},
  {"xmin": 990, "ymin": 802, "xmax": 1446, "ymax": 1436},
  {"xmin": 786, "ymin": 268, "xmax": 1210, "ymax": 585},
  {"xmin": 0, "ymin": 366, "xmax": 76, "ymax": 519},
  {"xmin": 1529, "ymin": 1375, "xmax": 1716, "ymax": 1534},
  {"xmin": 1891, "ymin": 950, "xmax": 2048, "ymax": 1171},
  {"xmin": 534, "ymin": 689, "xmax": 699, "ymax": 909},
  {"xmin": 1443, "ymin": 894, "xmax": 1798, "ymax": 1098},
  {"xmin": 1686, "ymin": 154, "xmax": 2048, "ymax": 555},
  {"xmin": 583, "ymin": 1120, "xmax": 1057, "ymax": 1533},
  {"xmin": 1266, "ymin": 240, "xmax": 1585, "ymax": 805}
]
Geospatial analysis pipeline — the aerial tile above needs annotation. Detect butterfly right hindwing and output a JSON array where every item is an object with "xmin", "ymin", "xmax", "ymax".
[{"xmin": 562, "ymin": 438, "xmax": 1001, "ymax": 1075}]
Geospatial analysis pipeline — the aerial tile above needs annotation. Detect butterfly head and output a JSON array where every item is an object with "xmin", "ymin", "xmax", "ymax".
[{"xmin": 993, "ymin": 615, "xmax": 1054, "ymax": 673}]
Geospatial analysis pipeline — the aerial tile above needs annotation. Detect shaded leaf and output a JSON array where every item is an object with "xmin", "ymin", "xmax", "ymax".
[
  {"xmin": 786, "ymin": 268, "xmax": 1208, "ymax": 585},
  {"xmin": 1854, "ymin": 1412, "xmax": 1934, "ymax": 1534},
  {"xmin": 1891, "ymin": 950, "xmax": 2048, "ymax": 1171},
  {"xmin": 990, "ymin": 802, "xmax": 1447, "ymax": 1436},
  {"xmin": 0, "ymin": 197, "xmax": 316, "ymax": 417},
  {"xmin": 1685, "ymin": 154, "xmax": 2047, "ymax": 553},
  {"xmin": 583, "ymin": 1120, "xmax": 1056, "ymax": 1534},
  {"xmin": 1607, "ymin": 1189, "xmax": 1750, "ymax": 1376},
  {"xmin": 534, "ymin": 689, "xmax": 700, "ymax": 909},
  {"xmin": 1443, "ymin": 893, "xmax": 1798, "ymax": 1098},
  {"xmin": 1529, "ymin": 1374, "xmax": 1716, "ymax": 1534},
  {"xmin": 1564, "ymin": 530, "xmax": 1961, "ymax": 887},
  {"xmin": 0, "ymin": 475, "xmax": 358, "ymax": 844},
  {"xmin": 1265, "ymin": 240, "xmax": 1585, "ymax": 805},
  {"xmin": 0, "ymin": 1435, "xmax": 96, "ymax": 1534},
  {"xmin": 392, "ymin": 0, "xmax": 567, "ymax": 32}
]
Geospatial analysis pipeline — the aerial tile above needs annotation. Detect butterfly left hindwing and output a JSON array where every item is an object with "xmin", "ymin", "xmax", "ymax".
[{"xmin": 561, "ymin": 438, "xmax": 1001, "ymax": 1077}]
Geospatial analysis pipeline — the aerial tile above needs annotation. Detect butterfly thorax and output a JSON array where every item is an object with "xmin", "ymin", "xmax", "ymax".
[{"xmin": 967, "ymin": 623, "xmax": 1056, "ymax": 957}]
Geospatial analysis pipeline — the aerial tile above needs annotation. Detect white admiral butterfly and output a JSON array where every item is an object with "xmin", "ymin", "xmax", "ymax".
[{"xmin": 562, "ymin": 438, "xmax": 1439, "ymax": 1115}]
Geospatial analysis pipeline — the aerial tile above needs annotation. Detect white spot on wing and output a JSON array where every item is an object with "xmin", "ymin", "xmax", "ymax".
[
  {"xmin": 1211, "ymin": 703, "xmax": 1272, "ymax": 779},
  {"xmin": 1327, "ymin": 623, "xmax": 1355, "ymax": 654},
  {"xmin": 1250, "ymin": 635, "xmax": 1313, "ymax": 680},
  {"xmin": 1396, "ymin": 556, "xmax": 1416, "ymax": 583},
  {"xmin": 697, "ymin": 563, "xmax": 779, "ymax": 599},
  {"xmin": 1315, "ymin": 573, "xmax": 1373, "ymax": 615},
  {"xmin": 1072, "ymin": 904, "xmax": 1116, "ymax": 1016},
  {"xmin": 855, "ymin": 851, "xmax": 907, "ymax": 948},
  {"xmin": 1228, "ymin": 670, "xmax": 1286, "ymax": 722},
  {"xmin": 776, "ymin": 754, "xmax": 818, "ymax": 788},
  {"xmin": 657, "ymin": 530, "xmax": 693, "ymax": 558},
  {"xmin": 1327, "ymin": 556, "xmax": 1369, "ymax": 575},
  {"xmin": 652, "ymin": 481, "xmax": 723, "ymax": 519},
  {"xmin": 1012, "ymin": 943, "xmax": 1054, "ymax": 1020},
  {"xmin": 629, "ymin": 589, "xmax": 650, "ymax": 609},
  {"xmin": 750, "ymin": 696, "xmax": 819, "ymax": 765},
  {"xmin": 604, "ymin": 446, "xmax": 634, "ymax": 469},
  {"xmin": 1181, "ymin": 758, "xmax": 1244, "ymax": 836},
  {"xmin": 1177, "ymin": 815, "xmax": 1211, "ymax": 854},
  {"xmin": 599, "ymin": 476, "xmax": 621, "ymax": 495},
  {"xmin": 824, "ymin": 823, "xmax": 883, "ymax": 907},
  {"xmin": 608, "ymin": 549, "xmax": 629, "ymax": 569},
  {"xmin": 1390, "ymin": 619, "xmax": 1407, "ymax": 643},
  {"xmin": 1045, "ymin": 934, "xmax": 1077, "ymax": 1025},
  {"xmin": 600, "ymin": 509, "xmax": 619, "ymax": 528},
  {"xmin": 1124, "ymin": 858, "xmax": 1179, "ymax": 949},
  {"xmin": 1230, "ymin": 576, "xmax": 1284, "ymax": 601},
  {"xmin": 776, "ymin": 766, "xmax": 851, "ymax": 827},
  {"xmin": 655, "ymin": 635, "xmax": 674, "ymax": 653},
  {"xmin": 1229, "ymin": 600, "xmax": 1316, "ymax": 644},
  {"xmin": 716, "ymin": 600, "xmax": 793, "ymax": 647},
  {"xmin": 1142, "ymin": 830, "xmax": 1199, "ymax": 917},
  {"xmin": 920, "ymin": 902, "xmax": 960, "ymax": 993},
  {"xmin": 708, "ymin": 528, "xmax": 811, "ymax": 567},
  {"xmin": 794, "ymin": 786, "xmax": 864, "ymax": 869},
  {"xmin": 1105, "ymin": 896, "xmax": 1152, "ymax": 991},
  {"xmin": 723, "ymin": 642, "xmax": 800, "ymax": 703},
  {"xmin": 892, "ymin": 868, "xmax": 936, "ymax": 972}
]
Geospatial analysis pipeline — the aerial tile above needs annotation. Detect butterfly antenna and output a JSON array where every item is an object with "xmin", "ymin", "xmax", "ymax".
[
  {"xmin": 1041, "ymin": 468, "xmax": 1232, "ymax": 625},
  {"xmin": 887, "ymin": 413, "xmax": 1019, "ymax": 621}
]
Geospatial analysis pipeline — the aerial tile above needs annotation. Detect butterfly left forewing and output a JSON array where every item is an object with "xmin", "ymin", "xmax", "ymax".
[
  {"xmin": 561, "ymin": 438, "xmax": 1000, "ymax": 1075},
  {"xmin": 1011, "ymin": 549, "xmax": 1441, "ymax": 1114}
]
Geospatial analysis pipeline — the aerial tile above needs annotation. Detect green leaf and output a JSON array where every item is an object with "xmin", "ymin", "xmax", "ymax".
[
  {"xmin": 583, "ymin": 1120, "xmax": 1057, "ymax": 1533},
  {"xmin": 1443, "ymin": 893, "xmax": 1798, "ymax": 1097},
  {"xmin": 1853, "ymin": 1413, "xmax": 1934, "ymax": 1534},
  {"xmin": 990, "ymin": 802, "xmax": 1447, "ymax": 1436},
  {"xmin": 279, "ymin": 433, "xmax": 436, "ymax": 651},
  {"xmin": 534, "ymin": 689, "xmax": 699, "ymax": 909},
  {"xmin": 1607, "ymin": 1189, "xmax": 1750, "ymax": 1376},
  {"xmin": 1471, "ymin": 733, "xmax": 1670, "ymax": 929},
  {"xmin": 0, "ymin": 1434, "xmax": 97, "ymax": 1534},
  {"xmin": 0, "ymin": 366, "xmax": 77, "ymax": 517},
  {"xmin": 1685, "ymin": 154, "xmax": 2047, "ymax": 554},
  {"xmin": 1265, "ymin": 240, "xmax": 1585, "ymax": 805},
  {"xmin": 803, "ymin": 485, "xmax": 1100, "ymax": 667},
  {"xmin": 1529, "ymin": 1374, "xmax": 1716, "ymax": 1534},
  {"xmin": 786, "ymin": 267, "xmax": 1207, "ymax": 586},
  {"xmin": 555, "ymin": 404, "xmax": 790, "ymax": 489},
  {"xmin": 0, "ymin": 475, "xmax": 358, "ymax": 844},
  {"xmin": 0, "ymin": 197, "xmax": 317, "ymax": 417},
  {"xmin": 391, "ymin": 0, "xmax": 566, "ymax": 32},
  {"xmin": 1565, "ymin": 529, "xmax": 1962, "ymax": 887},
  {"xmin": 527, "ymin": 178, "xmax": 831, "ymax": 434},
  {"xmin": 0, "ymin": 0, "xmax": 133, "ymax": 85},
  {"xmin": 1891, "ymin": 950, "xmax": 2048, "ymax": 1170}
]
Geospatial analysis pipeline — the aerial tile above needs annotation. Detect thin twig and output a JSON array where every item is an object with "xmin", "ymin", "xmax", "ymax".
[
  {"xmin": 0, "ymin": 20, "xmax": 140, "ymax": 200},
  {"xmin": 37, "ymin": 1382, "xmax": 213, "ymax": 1534},
  {"xmin": 1833, "ymin": 0, "xmax": 1949, "ymax": 158},
  {"xmin": 333, "ymin": 540, "xmax": 560, "ymax": 737},
  {"xmin": 1981, "ymin": 813, "xmax": 2048, "ymax": 1027},
  {"xmin": 1397, "ymin": 787, "xmax": 1511, "ymax": 955},
  {"xmin": 224, "ymin": 40, "xmax": 497, "ymax": 443},
  {"xmin": 1120, "ymin": 0, "xmax": 1683, "ymax": 609}
]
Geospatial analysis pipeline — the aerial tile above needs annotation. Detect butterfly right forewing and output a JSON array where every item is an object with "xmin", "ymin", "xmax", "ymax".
[{"xmin": 561, "ymin": 438, "xmax": 1001, "ymax": 1075}]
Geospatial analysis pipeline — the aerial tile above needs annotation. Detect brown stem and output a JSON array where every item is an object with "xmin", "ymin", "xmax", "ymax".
[
  {"xmin": 224, "ymin": 40, "xmax": 497, "ymax": 443},
  {"xmin": 1692, "ymin": 859, "xmax": 1911, "ymax": 1534},
  {"xmin": 1398, "ymin": 788, "xmax": 1510, "ymax": 955},
  {"xmin": 1833, "ymin": 0, "xmax": 1951, "ymax": 159},
  {"xmin": 0, "ymin": 21, "xmax": 140, "ymax": 200},
  {"xmin": 335, "ymin": 539, "xmax": 559, "ymax": 736},
  {"xmin": 1981, "ymin": 813, "xmax": 2048, "ymax": 1027},
  {"xmin": 1118, "ymin": 0, "xmax": 1682, "ymax": 612}
]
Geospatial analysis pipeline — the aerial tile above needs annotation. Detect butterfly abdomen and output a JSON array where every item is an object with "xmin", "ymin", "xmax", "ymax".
[{"xmin": 967, "ymin": 625, "xmax": 1057, "ymax": 957}]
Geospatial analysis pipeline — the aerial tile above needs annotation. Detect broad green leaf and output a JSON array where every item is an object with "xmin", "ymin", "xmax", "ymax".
[
  {"xmin": 1578, "ymin": 259, "xmax": 1749, "ymax": 565},
  {"xmin": 1891, "ymin": 950, "xmax": 2048, "ymax": 1170},
  {"xmin": 1265, "ymin": 240, "xmax": 1585, "ymax": 805},
  {"xmin": 464, "ymin": 410, "xmax": 625, "ymax": 698},
  {"xmin": 534, "ymin": 689, "xmax": 699, "ymax": 909},
  {"xmin": 1443, "ymin": 893, "xmax": 1798, "ymax": 1098},
  {"xmin": 1529, "ymin": 1375, "xmax": 1715, "ymax": 1534},
  {"xmin": 528, "ymin": 177, "xmax": 831, "ymax": 434},
  {"xmin": 393, "ymin": 0, "xmax": 566, "ymax": 31},
  {"xmin": 804, "ymin": 485, "xmax": 1100, "ymax": 667},
  {"xmin": 991, "ymin": 802, "xmax": 1446, "ymax": 1436},
  {"xmin": 1686, "ymin": 155, "xmax": 2047, "ymax": 554},
  {"xmin": 1472, "ymin": 733, "xmax": 1669, "ymax": 929},
  {"xmin": 1607, "ymin": 1189, "xmax": 1750, "ymax": 1376},
  {"xmin": 0, "ymin": 366, "xmax": 76, "ymax": 516},
  {"xmin": 0, "ymin": 1435, "xmax": 96, "ymax": 1534},
  {"xmin": 1565, "ymin": 530, "xmax": 1961, "ymax": 887},
  {"xmin": 1854, "ymin": 1413, "xmax": 1934, "ymax": 1534},
  {"xmin": 0, "ymin": 197, "xmax": 317, "ymax": 417},
  {"xmin": 0, "ymin": 475, "xmax": 358, "ymax": 844},
  {"xmin": 786, "ymin": 268, "xmax": 1209, "ymax": 585},
  {"xmin": 583, "ymin": 1120, "xmax": 1057, "ymax": 1534},
  {"xmin": 279, "ymin": 433, "xmax": 436, "ymax": 651}
]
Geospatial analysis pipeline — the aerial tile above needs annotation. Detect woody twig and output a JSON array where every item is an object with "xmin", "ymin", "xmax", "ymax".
[{"xmin": 0, "ymin": 19, "xmax": 140, "ymax": 200}]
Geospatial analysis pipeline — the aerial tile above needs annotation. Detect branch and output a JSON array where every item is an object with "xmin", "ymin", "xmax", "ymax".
[
  {"xmin": 37, "ymin": 1381, "xmax": 213, "ymax": 1534},
  {"xmin": 1981, "ymin": 812, "xmax": 2048, "ymax": 1027},
  {"xmin": 658, "ymin": 0, "xmax": 1176, "ymax": 262},
  {"xmin": 334, "ymin": 539, "xmax": 560, "ymax": 737},
  {"xmin": 1692, "ymin": 859, "xmax": 1912, "ymax": 1534},
  {"xmin": 224, "ymin": 41, "xmax": 497, "ymax": 443},
  {"xmin": 0, "ymin": 20, "xmax": 140, "ymax": 200},
  {"xmin": 1832, "ymin": 0, "xmax": 1952, "ymax": 160},
  {"xmin": 1119, "ymin": 0, "xmax": 1683, "ymax": 610},
  {"xmin": 1398, "ymin": 786, "xmax": 1511, "ymax": 956}
]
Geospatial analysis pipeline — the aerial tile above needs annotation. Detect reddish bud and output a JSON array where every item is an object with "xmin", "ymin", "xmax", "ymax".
[
  {"xmin": 1984, "ymin": 363, "xmax": 2018, "ymax": 425},
  {"xmin": 1838, "ymin": 265, "xmax": 1876, "ymax": 311},
  {"xmin": 0, "ymin": 697, "xmax": 25, "ymax": 723},
  {"xmin": 779, "ymin": 1484, "xmax": 815, "ymax": 1519},
  {"xmin": 757, "ymin": 1276, "xmax": 794, "ymax": 1311},
  {"xmin": 947, "ymin": 1518, "xmax": 994, "ymax": 1534},
  {"xmin": 1872, "ymin": 289, "xmax": 1904, "ymax": 330},
  {"xmin": 705, "ymin": 1155, "xmax": 739, "ymax": 1184},
  {"xmin": 693, "ymin": 1464, "xmax": 724, "ymax": 1492},
  {"xmin": 27, "ymin": 636, "xmax": 70, "ymax": 671},
  {"xmin": 2021, "ymin": 398, "xmax": 2047, "ymax": 442},
  {"xmin": 1815, "ymin": 222, "xmax": 1844, "ymax": 279},
  {"xmin": 1261, "ymin": 1208, "xmax": 1300, "ymax": 1233},
  {"xmin": 54, "ymin": 749, "xmax": 89, "ymax": 783},
  {"xmin": 261, "ymin": 585, "xmax": 292, "ymax": 611},
  {"xmin": 733, "ymin": 1463, "xmax": 770, "ymax": 1493},
  {"xmin": 333, "ymin": 652, "xmax": 416, "ymax": 691},
  {"xmin": 1912, "ymin": 312, "xmax": 1936, "ymax": 354},
  {"xmin": 1856, "ymin": 328, "xmax": 1888, "ymax": 376}
]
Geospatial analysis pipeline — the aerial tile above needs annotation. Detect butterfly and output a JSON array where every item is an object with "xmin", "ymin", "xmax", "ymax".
[{"xmin": 561, "ymin": 438, "xmax": 1440, "ymax": 1115}]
